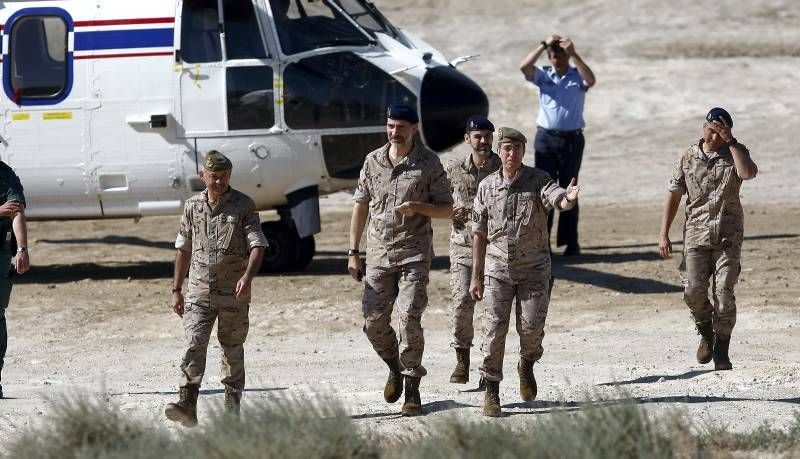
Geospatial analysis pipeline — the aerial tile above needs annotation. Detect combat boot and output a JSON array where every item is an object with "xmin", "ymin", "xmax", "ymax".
[
  {"xmin": 449, "ymin": 348, "xmax": 470, "ymax": 384},
  {"xmin": 400, "ymin": 376, "xmax": 423, "ymax": 416},
  {"xmin": 482, "ymin": 380, "xmax": 501, "ymax": 417},
  {"xmin": 382, "ymin": 356, "xmax": 403, "ymax": 403},
  {"xmin": 165, "ymin": 384, "xmax": 199, "ymax": 427},
  {"xmin": 695, "ymin": 320, "xmax": 715, "ymax": 364},
  {"xmin": 518, "ymin": 358, "xmax": 537, "ymax": 402},
  {"xmin": 713, "ymin": 333, "xmax": 733, "ymax": 371},
  {"xmin": 224, "ymin": 387, "xmax": 241, "ymax": 416}
]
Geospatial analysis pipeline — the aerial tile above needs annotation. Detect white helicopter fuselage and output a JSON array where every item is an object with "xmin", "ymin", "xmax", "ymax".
[{"xmin": 0, "ymin": 0, "xmax": 488, "ymax": 270}]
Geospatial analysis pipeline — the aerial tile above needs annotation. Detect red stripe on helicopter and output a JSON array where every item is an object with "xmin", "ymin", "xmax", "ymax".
[
  {"xmin": 74, "ymin": 51, "xmax": 173, "ymax": 60},
  {"xmin": 73, "ymin": 17, "xmax": 175, "ymax": 27}
]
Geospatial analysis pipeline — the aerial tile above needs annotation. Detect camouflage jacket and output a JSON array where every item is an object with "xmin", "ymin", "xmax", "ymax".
[
  {"xmin": 668, "ymin": 140, "xmax": 750, "ymax": 248},
  {"xmin": 176, "ymin": 188, "xmax": 268, "ymax": 306},
  {"xmin": 473, "ymin": 165, "xmax": 567, "ymax": 282},
  {"xmin": 446, "ymin": 152, "xmax": 501, "ymax": 265},
  {"xmin": 353, "ymin": 142, "xmax": 452, "ymax": 268}
]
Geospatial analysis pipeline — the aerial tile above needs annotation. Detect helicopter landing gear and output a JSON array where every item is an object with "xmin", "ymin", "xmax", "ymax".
[{"xmin": 259, "ymin": 220, "xmax": 316, "ymax": 273}]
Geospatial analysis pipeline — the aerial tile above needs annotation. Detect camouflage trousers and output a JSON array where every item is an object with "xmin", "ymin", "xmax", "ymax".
[
  {"xmin": 479, "ymin": 272, "xmax": 550, "ymax": 382},
  {"xmin": 362, "ymin": 261, "xmax": 429, "ymax": 378},
  {"xmin": 683, "ymin": 243, "xmax": 741, "ymax": 335},
  {"xmin": 450, "ymin": 262, "xmax": 478, "ymax": 349},
  {"xmin": 179, "ymin": 300, "xmax": 250, "ymax": 393}
]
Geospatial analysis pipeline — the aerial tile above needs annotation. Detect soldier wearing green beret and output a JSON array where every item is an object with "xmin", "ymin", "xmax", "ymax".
[
  {"xmin": 166, "ymin": 150, "xmax": 268, "ymax": 426},
  {"xmin": 0, "ymin": 160, "xmax": 29, "ymax": 399},
  {"xmin": 469, "ymin": 127, "xmax": 580, "ymax": 417}
]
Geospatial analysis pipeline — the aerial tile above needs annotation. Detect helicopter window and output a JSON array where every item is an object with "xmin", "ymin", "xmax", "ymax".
[
  {"xmin": 269, "ymin": 0, "xmax": 371, "ymax": 55},
  {"xmin": 321, "ymin": 133, "xmax": 387, "ymax": 179},
  {"xmin": 332, "ymin": 0, "xmax": 408, "ymax": 45},
  {"xmin": 223, "ymin": 0, "xmax": 268, "ymax": 59},
  {"xmin": 226, "ymin": 66, "xmax": 275, "ymax": 130},
  {"xmin": 8, "ymin": 15, "xmax": 68, "ymax": 99},
  {"xmin": 283, "ymin": 52, "xmax": 416, "ymax": 129},
  {"xmin": 180, "ymin": 0, "xmax": 222, "ymax": 63}
]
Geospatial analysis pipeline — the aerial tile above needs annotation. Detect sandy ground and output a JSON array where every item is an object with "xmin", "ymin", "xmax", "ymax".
[{"xmin": 2, "ymin": 0, "xmax": 800, "ymax": 447}]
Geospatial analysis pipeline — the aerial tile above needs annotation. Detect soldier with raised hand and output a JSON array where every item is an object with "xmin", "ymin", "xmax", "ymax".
[
  {"xmin": 0, "ymin": 161, "xmax": 29, "ymax": 400},
  {"xmin": 659, "ymin": 107, "xmax": 758, "ymax": 371},
  {"xmin": 348, "ymin": 104, "xmax": 453, "ymax": 417},
  {"xmin": 166, "ymin": 150, "xmax": 267, "ymax": 427},
  {"xmin": 470, "ymin": 127, "xmax": 580, "ymax": 417},
  {"xmin": 445, "ymin": 115, "xmax": 501, "ymax": 386}
]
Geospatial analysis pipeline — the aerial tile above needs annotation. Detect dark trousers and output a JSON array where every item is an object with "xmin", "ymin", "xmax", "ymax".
[
  {"xmin": 0, "ymin": 251, "xmax": 13, "ymax": 381},
  {"xmin": 534, "ymin": 128, "xmax": 585, "ymax": 248}
]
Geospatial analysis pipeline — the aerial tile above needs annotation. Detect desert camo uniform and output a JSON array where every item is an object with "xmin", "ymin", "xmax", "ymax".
[
  {"xmin": 354, "ymin": 142, "xmax": 452, "ymax": 378},
  {"xmin": 668, "ymin": 141, "xmax": 750, "ymax": 336},
  {"xmin": 446, "ymin": 153, "xmax": 501, "ymax": 350},
  {"xmin": 473, "ymin": 165, "xmax": 571, "ymax": 382},
  {"xmin": 175, "ymin": 188, "xmax": 267, "ymax": 395}
]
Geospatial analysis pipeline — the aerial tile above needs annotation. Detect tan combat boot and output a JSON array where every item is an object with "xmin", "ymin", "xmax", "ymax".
[
  {"xmin": 695, "ymin": 321, "xmax": 715, "ymax": 364},
  {"xmin": 518, "ymin": 358, "xmax": 537, "ymax": 402},
  {"xmin": 224, "ymin": 387, "xmax": 241, "ymax": 416},
  {"xmin": 382, "ymin": 356, "xmax": 404, "ymax": 403},
  {"xmin": 449, "ymin": 348, "xmax": 470, "ymax": 384},
  {"xmin": 482, "ymin": 380, "xmax": 501, "ymax": 417},
  {"xmin": 165, "ymin": 384, "xmax": 199, "ymax": 427},
  {"xmin": 713, "ymin": 333, "xmax": 733, "ymax": 371},
  {"xmin": 400, "ymin": 376, "xmax": 423, "ymax": 416}
]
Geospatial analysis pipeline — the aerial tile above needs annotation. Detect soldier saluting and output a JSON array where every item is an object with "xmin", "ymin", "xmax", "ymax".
[{"xmin": 470, "ymin": 127, "xmax": 580, "ymax": 417}]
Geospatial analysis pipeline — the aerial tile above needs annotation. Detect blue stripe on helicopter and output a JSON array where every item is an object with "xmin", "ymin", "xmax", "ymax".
[{"xmin": 73, "ymin": 28, "xmax": 173, "ymax": 51}]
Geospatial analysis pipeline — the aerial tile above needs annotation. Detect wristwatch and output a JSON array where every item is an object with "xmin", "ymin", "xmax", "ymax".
[
  {"xmin": 347, "ymin": 249, "xmax": 360, "ymax": 257},
  {"xmin": 540, "ymin": 40, "xmax": 548, "ymax": 48},
  {"xmin": 16, "ymin": 246, "xmax": 27, "ymax": 253},
  {"xmin": 727, "ymin": 137, "xmax": 738, "ymax": 147},
  {"xmin": 171, "ymin": 287, "xmax": 182, "ymax": 293}
]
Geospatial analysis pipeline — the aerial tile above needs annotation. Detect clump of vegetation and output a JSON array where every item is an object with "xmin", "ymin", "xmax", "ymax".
[{"xmin": 3, "ymin": 393, "xmax": 799, "ymax": 459}]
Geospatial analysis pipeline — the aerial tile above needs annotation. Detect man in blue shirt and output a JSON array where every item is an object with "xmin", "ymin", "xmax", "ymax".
[{"xmin": 520, "ymin": 35, "xmax": 596, "ymax": 256}]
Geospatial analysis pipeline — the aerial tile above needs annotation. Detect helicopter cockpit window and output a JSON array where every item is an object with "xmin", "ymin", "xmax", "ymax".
[
  {"xmin": 8, "ymin": 15, "xmax": 68, "ymax": 99},
  {"xmin": 270, "ymin": 0, "xmax": 371, "ymax": 55},
  {"xmin": 223, "ymin": 0, "xmax": 268, "ymax": 59},
  {"xmin": 283, "ymin": 52, "xmax": 416, "ymax": 129},
  {"xmin": 226, "ymin": 66, "xmax": 275, "ymax": 130},
  {"xmin": 333, "ymin": 0, "xmax": 408, "ymax": 45},
  {"xmin": 180, "ymin": 0, "xmax": 222, "ymax": 63}
]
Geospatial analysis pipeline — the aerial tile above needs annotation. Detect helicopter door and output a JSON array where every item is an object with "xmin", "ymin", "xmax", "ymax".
[{"xmin": 176, "ymin": 0, "xmax": 226, "ymax": 136}]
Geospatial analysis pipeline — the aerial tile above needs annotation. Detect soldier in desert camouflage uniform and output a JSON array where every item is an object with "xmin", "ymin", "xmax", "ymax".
[
  {"xmin": 470, "ymin": 127, "xmax": 580, "ymax": 417},
  {"xmin": 659, "ymin": 107, "xmax": 757, "ymax": 371},
  {"xmin": 165, "ymin": 151, "xmax": 267, "ymax": 427},
  {"xmin": 348, "ymin": 104, "xmax": 453, "ymax": 417},
  {"xmin": 445, "ymin": 115, "xmax": 501, "ymax": 385}
]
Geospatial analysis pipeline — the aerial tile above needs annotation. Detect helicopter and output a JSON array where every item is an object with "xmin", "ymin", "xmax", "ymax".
[{"xmin": 0, "ymin": 0, "xmax": 488, "ymax": 272}]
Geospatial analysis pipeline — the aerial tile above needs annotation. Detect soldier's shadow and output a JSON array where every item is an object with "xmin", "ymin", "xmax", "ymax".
[{"xmin": 350, "ymin": 399, "xmax": 475, "ymax": 420}]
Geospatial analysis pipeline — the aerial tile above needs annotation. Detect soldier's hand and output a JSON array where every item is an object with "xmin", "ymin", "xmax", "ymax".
[
  {"xmin": 235, "ymin": 276, "xmax": 252, "ymax": 300},
  {"xmin": 14, "ymin": 251, "xmax": 29, "ymax": 274},
  {"xmin": 708, "ymin": 120, "xmax": 734, "ymax": 143},
  {"xmin": 172, "ymin": 291, "xmax": 185, "ymax": 318},
  {"xmin": 659, "ymin": 235, "xmax": 673, "ymax": 259},
  {"xmin": 395, "ymin": 202, "xmax": 417, "ymax": 217},
  {"xmin": 469, "ymin": 277, "xmax": 484, "ymax": 301},
  {"xmin": 0, "ymin": 200, "xmax": 22, "ymax": 217},
  {"xmin": 565, "ymin": 177, "xmax": 580, "ymax": 201},
  {"xmin": 452, "ymin": 206, "xmax": 469, "ymax": 223},
  {"xmin": 348, "ymin": 255, "xmax": 363, "ymax": 282},
  {"xmin": 545, "ymin": 34, "xmax": 561, "ymax": 46}
]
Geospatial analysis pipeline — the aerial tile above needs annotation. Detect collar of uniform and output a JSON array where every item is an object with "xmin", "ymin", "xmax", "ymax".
[
  {"xmin": 462, "ymin": 152, "xmax": 499, "ymax": 174},
  {"xmin": 496, "ymin": 165, "xmax": 531, "ymax": 190},
  {"xmin": 546, "ymin": 65, "xmax": 577, "ymax": 82},
  {"xmin": 203, "ymin": 187, "xmax": 232, "ymax": 209},
  {"xmin": 695, "ymin": 139, "xmax": 724, "ymax": 162},
  {"xmin": 378, "ymin": 141, "xmax": 423, "ymax": 169}
]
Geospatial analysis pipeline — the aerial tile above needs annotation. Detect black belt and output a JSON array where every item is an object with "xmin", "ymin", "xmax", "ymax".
[{"xmin": 538, "ymin": 127, "xmax": 582, "ymax": 137}]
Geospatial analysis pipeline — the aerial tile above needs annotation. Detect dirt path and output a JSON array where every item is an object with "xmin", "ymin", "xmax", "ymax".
[{"xmin": 1, "ymin": 204, "xmax": 798, "ymax": 442}]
